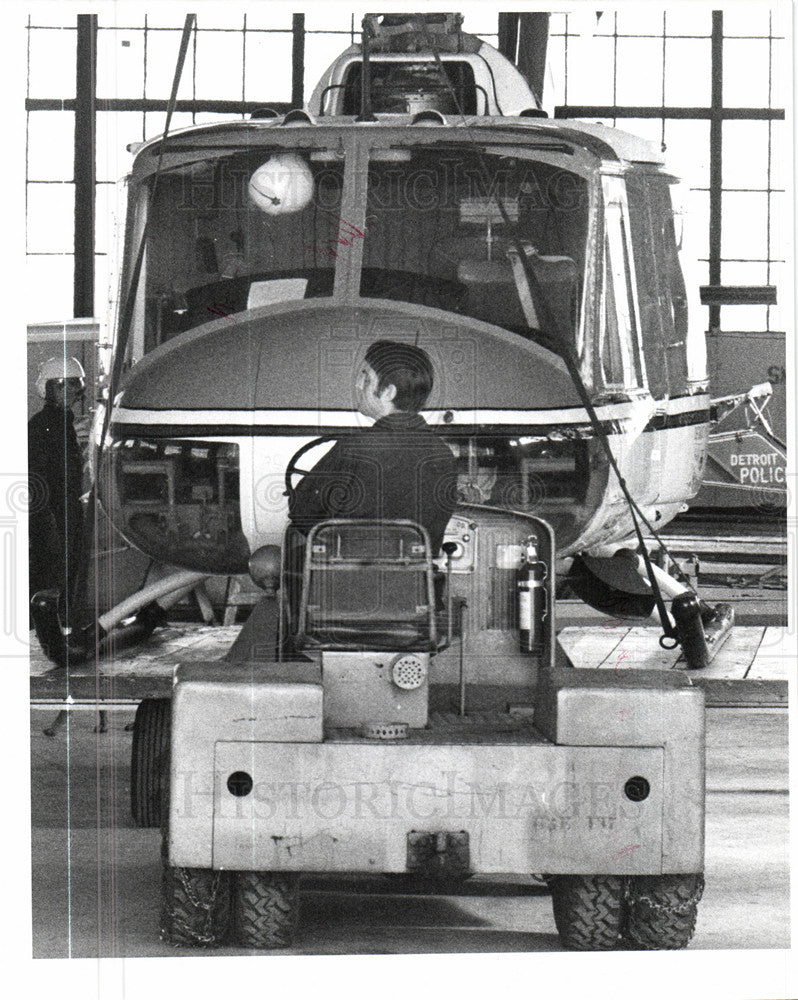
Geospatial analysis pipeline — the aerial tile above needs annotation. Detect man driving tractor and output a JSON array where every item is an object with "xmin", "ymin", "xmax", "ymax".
[
  {"xmin": 227, "ymin": 339, "xmax": 457, "ymax": 661},
  {"xmin": 288, "ymin": 339, "xmax": 456, "ymax": 552}
]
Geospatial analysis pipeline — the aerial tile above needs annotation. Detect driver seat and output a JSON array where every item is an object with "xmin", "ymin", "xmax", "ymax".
[{"xmin": 292, "ymin": 519, "xmax": 438, "ymax": 652}]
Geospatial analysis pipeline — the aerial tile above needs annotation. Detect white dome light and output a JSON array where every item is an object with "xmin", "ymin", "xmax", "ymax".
[{"xmin": 248, "ymin": 153, "xmax": 314, "ymax": 215}]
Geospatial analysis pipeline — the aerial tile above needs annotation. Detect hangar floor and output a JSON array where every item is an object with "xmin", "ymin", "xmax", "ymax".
[{"xmin": 30, "ymin": 704, "xmax": 788, "ymax": 957}]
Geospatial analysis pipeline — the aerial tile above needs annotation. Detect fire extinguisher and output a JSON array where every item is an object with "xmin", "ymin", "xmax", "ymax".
[{"xmin": 518, "ymin": 533, "xmax": 547, "ymax": 653}]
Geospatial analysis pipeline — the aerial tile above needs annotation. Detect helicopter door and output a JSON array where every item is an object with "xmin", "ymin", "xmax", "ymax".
[{"xmin": 600, "ymin": 175, "xmax": 647, "ymax": 394}]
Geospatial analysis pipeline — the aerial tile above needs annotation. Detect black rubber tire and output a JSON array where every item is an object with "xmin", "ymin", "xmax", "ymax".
[
  {"xmin": 160, "ymin": 863, "xmax": 232, "ymax": 947},
  {"xmin": 158, "ymin": 770, "xmax": 231, "ymax": 947},
  {"xmin": 624, "ymin": 874, "xmax": 704, "ymax": 950},
  {"xmin": 549, "ymin": 875, "xmax": 626, "ymax": 951},
  {"xmin": 233, "ymin": 871, "xmax": 300, "ymax": 949},
  {"xmin": 130, "ymin": 697, "xmax": 170, "ymax": 828}
]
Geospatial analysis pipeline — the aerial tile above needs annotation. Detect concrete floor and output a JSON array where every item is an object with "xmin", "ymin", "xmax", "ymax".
[{"xmin": 29, "ymin": 706, "xmax": 789, "ymax": 958}]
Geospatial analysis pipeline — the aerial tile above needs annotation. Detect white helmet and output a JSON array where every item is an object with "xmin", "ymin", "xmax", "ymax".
[{"xmin": 36, "ymin": 356, "xmax": 86, "ymax": 398}]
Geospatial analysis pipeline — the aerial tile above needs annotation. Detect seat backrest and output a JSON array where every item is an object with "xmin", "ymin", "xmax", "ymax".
[{"xmin": 295, "ymin": 519, "xmax": 437, "ymax": 651}]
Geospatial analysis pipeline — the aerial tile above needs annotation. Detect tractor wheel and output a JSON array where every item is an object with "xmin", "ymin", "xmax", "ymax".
[
  {"xmin": 160, "ymin": 862, "xmax": 231, "ymax": 947},
  {"xmin": 130, "ymin": 697, "xmax": 170, "ymax": 827},
  {"xmin": 624, "ymin": 874, "xmax": 704, "ymax": 950},
  {"xmin": 549, "ymin": 875, "xmax": 626, "ymax": 951},
  {"xmin": 233, "ymin": 871, "xmax": 300, "ymax": 949}
]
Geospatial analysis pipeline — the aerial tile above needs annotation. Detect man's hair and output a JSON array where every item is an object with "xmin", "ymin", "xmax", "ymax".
[{"xmin": 365, "ymin": 340, "xmax": 434, "ymax": 412}]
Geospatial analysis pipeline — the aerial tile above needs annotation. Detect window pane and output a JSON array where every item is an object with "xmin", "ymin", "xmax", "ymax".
[
  {"xmin": 192, "ymin": 12, "xmax": 246, "ymax": 31},
  {"xmin": 545, "ymin": 33, "xmax": 566, "ymax": 107},
  {"xmin": 304, "ymin": 33, "xmax": 358, "ymax": 100},
  {"xmin": 97, "ymin": 26, "xmax": 145, "ymax": 99},
  {"xmin": 770, "ymin": 122, "xmax": 793, "ymax": 190},
  {"xmin": 245, "ymin": 31, "xmax": 293, "ymax": 104},
  {"xmin": 664, "ymin": 38, "xmax": 711, "ymax": 106},
  {"xmin": 662, "ymin": 120, "xmax": 710, "ymax": 189},
  {"xmin": 722, "ymin": 8, "xmax": 775, "ymax": 37},
  {"xmin": 723, "ymin": 121, "xmax": 771, "ymax": 190},
  {"xmin": 27, "ymin": 112, "xmax": 74, "ymax": 182},
  {"xmin": 684, "ymin": 188, "xmax": 709, "ymax": 269},
  {"xmin": 242, "ymin": 13, "xmax": 294, "ymax": 32},
  {"xmin": 94, "ymin": 254, "xmax": 113, "ymax": 324},
  {"xmin": 145, "ymin": 29, "xmax": 195, "ymax": 99},
  {"xmin": 565, "ymin": 35, "xmax": 616, "ymax": 105},
  {"xmin": 27, "ymin": 184, "xmax": 75, "ymax": 253},
  {"xmin": 618, "ymin": 118, "xmax": 663, "ymax": 147},
  {"xmin": 613, "ymin": 10, "xmax": 666, "ymax": 35},
  {"xmin": 95, "ymin": 182, "xmax": 123, "ymax": 256},
  {"xmin": 28, "ymin": 12, "xmax": 78, "ymax": 28},
  {"xmin": 141, "ymin": 111, "xmax": 196, "ymax": 142},
  {"xmin": 768, "ymin": 191, "xmax": 787, "ymax": 259},
  {"xmin": 721, "ymin": 192, "xmax": 769, "ymax": 261},
  {"xmin": 96, "ymin": 111, "xmax": 142, "ymax": 183},
  {"xmin": 26, "ymin": 254, "xmax": 74, "ymax": 322},
  {"xmin": 96, "ymin": 9, "xmax": 145, "ymax": 29},
  {"xmin": 720, "ymin": 261, "xmax": 770, "ymax": 285},
  {"xmin": 615, "ymin": 38, "xmax": 664, "ymax": 105},
  {"xmin": 28, "ymin": 27, "xmax": 76, "ymax": 99},
  {"xmin": 721, "ymin": 304, "xmax": 768, "ymax": 332},
  {"xmin": 141, "ymin": 10, "xmax": 192, "ymax": 29},
  {"xmin": 767, "ymin": 261, "xmax": 786, "ymax": 331},
  {"xmin": 723, "ymin": 39, "xmax": 772, "ymax": 107},
  {"xmin": 194, "ymin": 30, "xmax": 245, "ymax": 101},
  {"xmin": 663, "ymin": 10, "xmax": 712, "ymax": 36},
  {"xmin": 306, "ymin": 8, "xmax": 368, "ymax": 33},
  {"xmin": 769, "ymin": 37, "xmax": 788, "ymax": 106}
]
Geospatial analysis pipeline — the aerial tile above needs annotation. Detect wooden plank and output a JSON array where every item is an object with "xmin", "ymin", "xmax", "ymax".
[
  {"xmin": 28, "ymin": 625, "xmax": 241, "ymax": 680},
  {"xmin": 746, "ymin": 627, "xmax": 793, "ymax": 680},
  {"xmin": 591, "ymin": 627, "xmax": 683, "ymax": 672},
  {"xmin": 696, "ymin": 626, "xmax": 765, "ymax": 680},
  {"xmin": 556, "ymin": 626, "xmax": 629, "ymax": 669}
]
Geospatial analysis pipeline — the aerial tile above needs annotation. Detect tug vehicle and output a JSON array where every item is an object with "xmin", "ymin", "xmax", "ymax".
[{"xmin": 154, "ymin": 509, "xmax": 705, "ymax": 951}]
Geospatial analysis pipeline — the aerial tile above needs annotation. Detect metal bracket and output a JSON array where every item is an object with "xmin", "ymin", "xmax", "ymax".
[{"xmin": 406, "ymin": 830, "xmax": 470, "ymax": 876}]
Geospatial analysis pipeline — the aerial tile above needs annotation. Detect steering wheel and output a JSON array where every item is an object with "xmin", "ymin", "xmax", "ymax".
[{"xmin": 284, "ymin": 436, "xmax": 339, "ymax": 502}]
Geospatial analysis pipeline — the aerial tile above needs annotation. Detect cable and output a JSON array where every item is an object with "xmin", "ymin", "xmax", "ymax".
[
  {"xmin": 417, "ymin": 17, "xmax": 683, "ymax": 637},
  {"xmin": 99, "ymin": 13, "xmax": 197, "ymax": 450}
]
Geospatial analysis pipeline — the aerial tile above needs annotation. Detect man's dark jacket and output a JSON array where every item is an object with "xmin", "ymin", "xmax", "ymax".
[
  {"xmin": 289, "ymin": 412, "xmax": 457, "ymax": 553},
  {"xmin": 28, "ymin": 401, "xmax": 84, "ymax": 594}
]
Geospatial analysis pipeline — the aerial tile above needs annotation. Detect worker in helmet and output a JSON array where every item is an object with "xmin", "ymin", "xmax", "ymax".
[{"xmin": 28, "ymin": 356, "xmax": 87, "ymax": 644}]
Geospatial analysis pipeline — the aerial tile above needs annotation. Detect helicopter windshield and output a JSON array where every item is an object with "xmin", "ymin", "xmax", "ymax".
[
  {"xmin": 360, "ymin": 146, "xmax": 589, "ymax": 345},
  {"xmin": 123, "ymin": 138, "xmax": 591, "ymax": 361},
  {"xmin": 127, "ymin": 147, "xmax": 346, "ymax": 354}
]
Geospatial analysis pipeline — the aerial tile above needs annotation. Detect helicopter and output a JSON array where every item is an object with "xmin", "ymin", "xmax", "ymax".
[{"xmin": 36, "ymin": 13, "xmax": 732, "ymax": 662}]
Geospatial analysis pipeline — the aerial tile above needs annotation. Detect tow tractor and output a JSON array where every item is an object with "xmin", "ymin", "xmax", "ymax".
[{"xmin": 135, "ymin": 492, "xmax": 705, "ymax": 951}]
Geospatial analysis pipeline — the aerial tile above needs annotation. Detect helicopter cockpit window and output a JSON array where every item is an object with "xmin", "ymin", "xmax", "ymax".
[
  {"xmin": 599, "ymin": 187, "xmax": 646, "ymax": 393},
  {"xmin": 339, "ymin": 61, "xmax": 479, "ymax": 115},
  {"xmin": 625, "ymin": 173, "xmax": 690, "ymax": 396},
  {"xmin": 135, "ymin": 150, "xmax": 344, "ymax": 352},
  {"xmin": 360, "ymin": 147, "xmax": 589, "ymax": 350}
]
